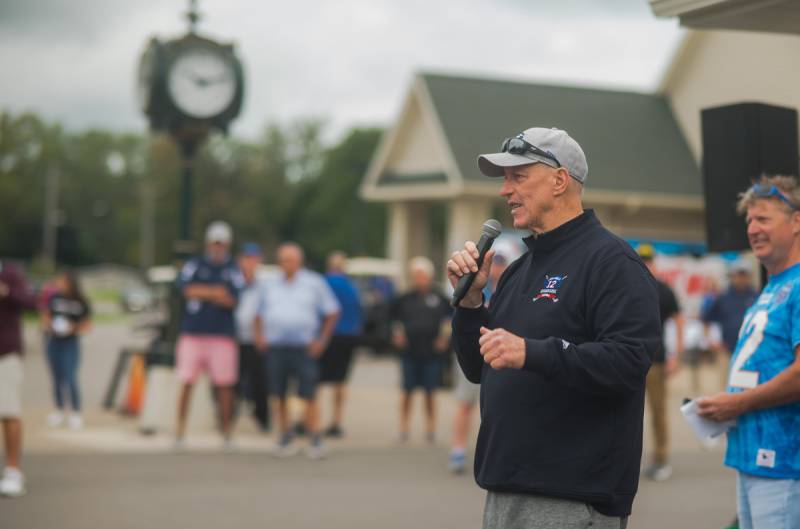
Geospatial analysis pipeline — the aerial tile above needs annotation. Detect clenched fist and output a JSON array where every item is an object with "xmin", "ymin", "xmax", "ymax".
[{"xmin": 479, "ymin": 326, "xmax": 526, "ymax": 370}]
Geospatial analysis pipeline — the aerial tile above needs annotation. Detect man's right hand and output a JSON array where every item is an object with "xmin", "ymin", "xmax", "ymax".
[
  {"xmin": 446, "ymin": 242, "xmax": 494, "ymax": 308},
  {"xmin": 0, "ymin": 281, "xmax": 9, "ymax": 298},
  {"xmin": 255, "ymin": 337, "xmax": 269, "ymax": 353}
]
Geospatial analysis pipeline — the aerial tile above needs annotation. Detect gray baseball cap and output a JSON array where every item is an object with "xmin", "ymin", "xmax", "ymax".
[{"xmin": 477, "ymin": 127, "xmax": 589, "ymax": 183}]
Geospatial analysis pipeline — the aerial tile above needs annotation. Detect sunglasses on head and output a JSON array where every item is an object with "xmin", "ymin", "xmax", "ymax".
[
  {"xmin": 501, "ymin": 137, "xmax": 561, "ymax": 168},
  {"xmin": 750, "ymin": 183, "xmax": 799, "ymax": 210}
]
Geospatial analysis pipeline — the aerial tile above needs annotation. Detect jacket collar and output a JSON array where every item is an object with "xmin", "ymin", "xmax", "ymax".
[{"xmin": 522, "ymin": 209, "xmax": 598, "ymax": 254}]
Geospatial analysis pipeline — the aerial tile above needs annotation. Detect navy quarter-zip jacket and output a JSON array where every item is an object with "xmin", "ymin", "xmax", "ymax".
[{"xmin": 452, "ymin": 210, "xmax": 661, "ymax": 517}]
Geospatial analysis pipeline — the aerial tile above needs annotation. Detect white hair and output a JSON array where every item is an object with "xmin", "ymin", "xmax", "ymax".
[{"xmin": 408, "ymin": 256, "xmax": 434, "ymax": 277}]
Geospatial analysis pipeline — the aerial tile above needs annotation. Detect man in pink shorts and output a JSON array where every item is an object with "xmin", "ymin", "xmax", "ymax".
[{"xmin": 174, "ymin": 221, "xmax": 244, "ymax": 449}]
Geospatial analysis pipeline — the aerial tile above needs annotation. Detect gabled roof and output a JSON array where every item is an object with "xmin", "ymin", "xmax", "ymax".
[{"xmin": 362, "ymin": 72, "xmax": 702, "ymax": 205}]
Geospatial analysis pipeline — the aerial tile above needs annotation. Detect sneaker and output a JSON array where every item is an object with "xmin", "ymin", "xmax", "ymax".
[
  {"xmin": 67, "ymin": 414, "xmax": 83, "ymax": 430},
  {"xmin": 449, "ymin": 450, "xmax": 466, "ymax": 474},
  {"xmin": 304, "ymin": 441, "xmax": 327, "ymax": 460},
  {"xmin": 425, "ymin": 431, "xmax": 436, "ymax": 445},
  {"xmin": 47, "ymin": 411, "xmax": 64, "ymax": 428},
  {"xmin": 222, "ymin": 437, "xmax": 236, "ymax": 453},
  {"xmin": 0, "ymin": 467, "xmax": 26, "ymax": 498},
  {"xmin": 644, "ymin": 463, "xmax": 673, "ymax": 482},
  {"xmin": 324, "ymin": 424, "xmax": 343, "ymax": 438},
  {"xmin": 172, "ymin": 437, "xmax": 186, "ymax": 452},
  {"xmin": 396, "ymin": 431, "xmax": 409, "ymax": 444},
  {"xmin": 272, "ymin": 434, "xmax": 299, "ymax": 458}
]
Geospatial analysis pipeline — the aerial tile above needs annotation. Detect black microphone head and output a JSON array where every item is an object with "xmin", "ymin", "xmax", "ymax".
[{"xmin": 481, "ymin": 219, "xmax": 502, "ymax": 238}]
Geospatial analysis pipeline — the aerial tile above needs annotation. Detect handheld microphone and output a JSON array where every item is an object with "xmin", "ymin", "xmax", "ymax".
[{"xmin": 451, "ymin": 219, "xmax": 502, "ymax": 307}]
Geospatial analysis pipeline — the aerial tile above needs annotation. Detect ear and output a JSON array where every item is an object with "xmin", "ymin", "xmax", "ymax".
[
  {"xmin": 552, "ymin": 167, "xmax": 570, "ymax": 196},
  {"xmin": 792, "ymin": 210, "xmax": 800, "ymax": 235}
]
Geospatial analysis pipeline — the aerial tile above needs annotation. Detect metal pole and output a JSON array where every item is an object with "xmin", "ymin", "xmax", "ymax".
[
  {"xmin": 139, "ymin": 178, "xmax": 155, "ymax": 270},
  {"xmin": 179, "ymin": 155, "xmax": 193, "ymax": 243}
]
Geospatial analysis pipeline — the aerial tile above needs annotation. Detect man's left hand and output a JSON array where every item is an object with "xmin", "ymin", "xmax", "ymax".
[
  {"xmin": 308, "ymin": 339, "xmax": 327, "ymax": 359},
  {"xmin": 697, "ymin": 392, "xmax": 748, "ymax": 422},
  {"xmin": 479, "ymin": 327, "xmax": 525, "ymax": 370}
]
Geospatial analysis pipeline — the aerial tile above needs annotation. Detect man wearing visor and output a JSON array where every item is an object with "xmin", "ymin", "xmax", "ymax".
[
  {"xmin": 699, "ymin": 176, "xmax": 800, "ymax": 529},
  {"xmin": 448, "ymin": 127, "xmax": 661, "ymax": 529}
]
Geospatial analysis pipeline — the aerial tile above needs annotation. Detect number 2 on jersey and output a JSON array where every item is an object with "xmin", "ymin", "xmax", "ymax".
[{"xmin": 729, "ymin": 309, "xmax": 768, "ymax": 389}]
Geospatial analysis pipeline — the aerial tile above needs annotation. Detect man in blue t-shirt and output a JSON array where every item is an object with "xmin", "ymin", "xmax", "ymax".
[
  {"xmin": 318, "ymin": 251, "xmax": 362, "ymax": 438},
  {"xmin": 174, "ymin": 221, "xmax": 244, "ymax": 449},
  {"xmin": 699, "ymin": 176, "xmax": 800, "ymax": 529}
]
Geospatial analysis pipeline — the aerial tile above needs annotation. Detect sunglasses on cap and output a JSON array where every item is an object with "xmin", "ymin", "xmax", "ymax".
[
  {"xmin": 750, "ymin": 183, "xmax": 799, "ymax": 210},
  {"xmin": 501, "ymin": 137, "xmax": 561, "ymax": 168}
]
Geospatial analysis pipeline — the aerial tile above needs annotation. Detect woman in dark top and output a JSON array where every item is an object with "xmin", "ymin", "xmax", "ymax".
[{"xmin": 42, "ymin": 270, "xmax": 91, "ymax": 429}]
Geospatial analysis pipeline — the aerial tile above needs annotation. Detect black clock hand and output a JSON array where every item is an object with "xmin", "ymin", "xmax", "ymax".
[{"xmin": 199, "ymin": 73, "xmax": 232, "ymax": 85}]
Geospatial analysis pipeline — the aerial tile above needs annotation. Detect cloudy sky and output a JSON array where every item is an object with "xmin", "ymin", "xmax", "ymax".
[{"xmin": 0, "ymin": 0, "xmax": 683, "ymax": 140}]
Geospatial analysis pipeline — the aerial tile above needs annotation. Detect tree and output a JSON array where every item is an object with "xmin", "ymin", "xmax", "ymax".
[
  {"xmin": 0, "ymin": 110, "xmax": 387, "ymax": 269},
  {"xmin": 292, "ymin": 128, "xmax": 386, "ymax": 267}
]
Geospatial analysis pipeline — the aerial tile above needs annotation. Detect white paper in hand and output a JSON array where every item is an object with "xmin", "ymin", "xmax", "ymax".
[{"xmin": 680, "ymin": 399, "xmax": 736, "ymax": 440}]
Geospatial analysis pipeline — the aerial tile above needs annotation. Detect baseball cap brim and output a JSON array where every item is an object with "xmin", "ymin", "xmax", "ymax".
[
  {"xmin": 477, "ymin": 152, "xmax": 557, "ymax": 177},
  {"xmin": 206, "ymin": 231, "xmax": 231, "ymax": 243}
]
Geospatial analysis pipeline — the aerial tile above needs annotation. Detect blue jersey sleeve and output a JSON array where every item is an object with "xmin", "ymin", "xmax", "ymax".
[{"xmin": 791, "ymin": 286, "xmax": 800, "ymax": 350}]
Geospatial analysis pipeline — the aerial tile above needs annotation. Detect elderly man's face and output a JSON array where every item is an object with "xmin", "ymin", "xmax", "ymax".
[
  {"xmin": 410, "ymin": 268, "xmax": 433, "ymax": 291},
  {"xmin": 746, "ymin": 199, "xmax": 800, "ymax": 270},
  {"xmin": 499, "ymin": 163, "xmax": 556, "ymax": 232},
  {"xmin": 277, "ymin": 246, "xmax": 303, "ymax": 276}
]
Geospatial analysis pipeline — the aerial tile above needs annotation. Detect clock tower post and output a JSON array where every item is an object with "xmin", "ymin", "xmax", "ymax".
[{"xmin": 136, "ymin": 0, "xmax": 244, "ymax": 253}]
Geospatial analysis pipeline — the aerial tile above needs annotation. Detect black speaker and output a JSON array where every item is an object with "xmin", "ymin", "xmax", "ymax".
[{"xmin": 701, "ymin": 102, "xmax": 799, "ymax": 252}]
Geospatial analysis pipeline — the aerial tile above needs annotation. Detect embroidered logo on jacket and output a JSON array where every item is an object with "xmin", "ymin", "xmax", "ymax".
[{"xmin": 534, "ymin": 275, "xmax": 568, "ymax": 303}]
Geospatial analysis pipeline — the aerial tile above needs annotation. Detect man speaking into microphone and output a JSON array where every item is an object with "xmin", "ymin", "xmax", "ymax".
[{"xmin": 448, "ymin": 127, "xmax": 661, "ymax": 529}]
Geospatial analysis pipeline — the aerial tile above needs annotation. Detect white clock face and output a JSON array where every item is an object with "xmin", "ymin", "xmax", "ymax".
[{"xmin": 167, "ymin": 47, "xmax": 236, "ymax": 119}]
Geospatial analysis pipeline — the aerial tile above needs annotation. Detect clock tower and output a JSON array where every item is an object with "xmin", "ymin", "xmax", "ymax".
[{"xmin": 136, "ymin": 0, "xmax": 244, "ymax": 250}]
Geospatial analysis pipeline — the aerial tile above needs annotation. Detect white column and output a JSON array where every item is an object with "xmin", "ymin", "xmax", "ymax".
[
  {"xmin": 446, "ymin": 198, "xmax": 493, "ymax": 264},
  {"xmin": 387, "ymin": 202, "xmax": 411, "ymax": 290},
  {"xmin": 406, "ymin": 202, "xmax": 431, "ymax": 261}
]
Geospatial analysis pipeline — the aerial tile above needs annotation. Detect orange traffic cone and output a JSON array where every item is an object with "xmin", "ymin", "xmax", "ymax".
[{"xmin": 123, "ymin": 353, "xmax": 146, "ymax": 415}]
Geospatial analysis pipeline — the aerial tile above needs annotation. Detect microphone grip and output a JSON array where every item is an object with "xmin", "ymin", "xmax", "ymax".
[{"xmin": 451, "ymin": 233, "xmax": 495, "ymax": 307}]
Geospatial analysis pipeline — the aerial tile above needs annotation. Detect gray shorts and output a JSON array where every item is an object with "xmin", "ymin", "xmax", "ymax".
[
  {"xmin": 484, "ymin": 491, "xmax": 627, "ymax": 529},
  {"xmin": 0, "ymin": 354, "xmax": 23, "ymax": 418},
  {"xmin": 454, "ymin": 367, "xmax": 480, "ymax": 404}
]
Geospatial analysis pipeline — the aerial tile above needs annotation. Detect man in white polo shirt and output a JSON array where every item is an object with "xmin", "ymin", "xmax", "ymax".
[{"xmin": 254, "ymin": 242, "xmax": 339, "ymax": 458}]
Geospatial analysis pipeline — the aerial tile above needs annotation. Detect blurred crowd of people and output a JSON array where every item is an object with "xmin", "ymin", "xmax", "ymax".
[{"xmin": 173, "ymin": 221, "xmax": 462, "ymax": 460}]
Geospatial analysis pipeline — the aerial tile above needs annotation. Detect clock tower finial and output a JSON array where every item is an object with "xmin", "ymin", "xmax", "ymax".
[{"xmin": 186, "ymin": 0, "xmax": 200, "ymax": 34}]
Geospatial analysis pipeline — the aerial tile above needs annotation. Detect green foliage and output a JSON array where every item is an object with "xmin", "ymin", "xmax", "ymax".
[
  {"xmin": 0, "ymin": 110, "xmax": 386, "ymax": 270},
  {"xmin": 292, "ymin": 128, "xmax": 386, "ymax": 267}
]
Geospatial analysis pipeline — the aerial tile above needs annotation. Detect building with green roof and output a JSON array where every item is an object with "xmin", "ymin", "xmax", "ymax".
[{"xmin": 360, "ymin": 72, "xmax": 703, "ymax": 281}]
